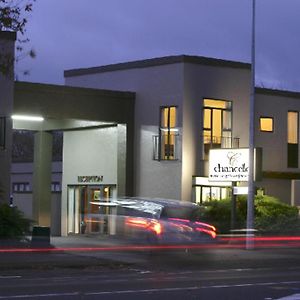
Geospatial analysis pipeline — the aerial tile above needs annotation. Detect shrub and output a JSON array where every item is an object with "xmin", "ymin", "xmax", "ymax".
[
  {"xmin": 254, "ymin": 195, "xmax": 300, "ymax": 234},
  {"xmin": 200, "ymin": 198, "xmax": 247, "ymax": 234},
  {"xmin": 0, "ymin": 203, "xmax": 32, "ymax": 239},
  {"xmin": 199, "ymin": 195, "xmax": 300, "ymax": 235}
]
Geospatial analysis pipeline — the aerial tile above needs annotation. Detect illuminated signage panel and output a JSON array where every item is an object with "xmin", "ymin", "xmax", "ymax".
[{"xmin": 209, "ymin": 148, "xmax": 249, "ymax": 182}]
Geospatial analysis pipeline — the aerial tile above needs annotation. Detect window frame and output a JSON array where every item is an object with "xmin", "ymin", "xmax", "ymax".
[
  {"xmin": 287, "ymin": 111, "xmax": 299, "ymax": 168},
  {"xmin": 158, "ymin": 105, "xmax": 179, "ymax": 161},
  {"xmin": 202, "ymin": 98, "xmax": 233, "ymax": 160},
  {"xmin": 12, "ymin": 182, "xmax": 31, "ymax": 193}
]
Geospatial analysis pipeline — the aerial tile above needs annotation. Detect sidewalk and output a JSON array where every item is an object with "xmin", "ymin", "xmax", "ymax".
[{"xmin": 0, "ymin": 235, "xmax": 148, "ymax": 271}]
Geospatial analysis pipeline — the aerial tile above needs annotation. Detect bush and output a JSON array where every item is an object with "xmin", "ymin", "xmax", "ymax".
[
  {"xmin": 0, "ymin": 203, "xmax": 32, "ymax": 239},
  {"xmin": 254, "ymin": 195, "xmax": 300, "ymax": 234},
  {"xmin": 200, "ymin": 198, "xmax": 247, "ymax": 234},
  {"xmin": 199, "ymin": 195, "xmax": 300, "ymax": 235}
]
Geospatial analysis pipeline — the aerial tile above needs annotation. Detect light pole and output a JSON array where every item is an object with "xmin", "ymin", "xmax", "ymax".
[{"xmin": 246, "ymin": 0, "xmax": 256, "ymax": 249}]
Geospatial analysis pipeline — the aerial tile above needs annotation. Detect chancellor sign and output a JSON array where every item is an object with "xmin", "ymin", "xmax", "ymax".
[{"xmin": 209, "ymin": 148, "xmax": 249, "ymax": 182}]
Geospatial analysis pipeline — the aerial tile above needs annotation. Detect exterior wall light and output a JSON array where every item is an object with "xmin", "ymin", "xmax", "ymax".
[{"xmin": 11, "ymin": 115, "xmax": 44, "ymax": 122}]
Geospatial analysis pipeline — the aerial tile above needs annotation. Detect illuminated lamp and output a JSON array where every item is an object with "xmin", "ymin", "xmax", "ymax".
[{"xmin": 11, "ymin": 115, "xmax": 44, "ymax": 122}]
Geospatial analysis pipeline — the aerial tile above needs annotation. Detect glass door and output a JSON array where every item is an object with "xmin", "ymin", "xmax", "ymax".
[{"xmin": 67, "ymin": 185, "xmax": 113, "ymax": 235}]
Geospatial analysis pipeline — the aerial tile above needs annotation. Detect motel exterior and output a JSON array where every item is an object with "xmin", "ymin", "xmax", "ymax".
[{"xmin": 1, "ymin": 31, "xmax": 300, "ymax": 236}]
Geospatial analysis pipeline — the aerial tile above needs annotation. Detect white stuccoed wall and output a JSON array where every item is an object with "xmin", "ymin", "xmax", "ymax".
[
  {"xmin": 65, "ymin": 60, "xmax": 252, "ymax": 202},
  {"xmin": 61, "ymin": 126, "xmax": 119, "ymax": 235},
  {"xmin": 65, "ymin": 64, "xmax": 184, "ymax": 201}
]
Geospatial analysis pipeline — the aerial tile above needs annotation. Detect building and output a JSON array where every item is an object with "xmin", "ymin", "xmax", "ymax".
[
  {"xmin": 3, "ymin": 32, "xmax": 300, "ymax": 236},
  {"xmin": 12, "ymin": 81, "xmax": 135, "ymax": 236},
  {"xmin": 64, "ymin": 55, "xmax": 300, "ymax": 207}
]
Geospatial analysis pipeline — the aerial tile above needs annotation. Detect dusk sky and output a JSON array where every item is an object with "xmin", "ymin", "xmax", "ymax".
[{"xmin": 16, "ymin": 0, "xmax": 300, "ymax": 92}]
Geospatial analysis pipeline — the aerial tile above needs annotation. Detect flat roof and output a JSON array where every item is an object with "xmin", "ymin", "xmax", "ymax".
[
  {"xmin": 256, "ymin": 87, "xmax": 300, "ymax": 99},
  {"xmin": 63, "ymin": 55, "xmax": 300, "ymax": 99},
  {"xmin": 14, "ymin": 81, "xmax": 135, "ymax": 98},
  {"xmin": 64, "ymin": 55, "xmax": 251, "ymax": 78}
]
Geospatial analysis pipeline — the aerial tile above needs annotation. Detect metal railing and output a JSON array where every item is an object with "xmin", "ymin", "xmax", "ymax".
[
  {"xmin": 153, "ymin": 133, "xmax": 179, "ymax": 161},
  {"xmin": 203, "ymin": 135, "xmax": 240, "ymax": 160},
  {"xmin": 203, "ymin": 135, "xmax": 240, "ymax": 149}
]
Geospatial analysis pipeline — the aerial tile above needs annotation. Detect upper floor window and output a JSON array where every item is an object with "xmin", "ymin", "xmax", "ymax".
[
  {"xmin": 203, "ymin": 99, "xmax": 234, "ymax": 160},
  {"xmin": 287, "ymin": 111, "xmax": 298, "ymax": 168},
  {"xmin": 153, "ymin": 106, "xmax": 179, "ymax": 160},
  {"xmin": 260, "ymin": 117, "xmax": 273, "ymax": 132}
]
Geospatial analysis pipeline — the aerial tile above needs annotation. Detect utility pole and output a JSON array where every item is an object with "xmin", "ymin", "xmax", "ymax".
[{"xmin": 246, "ymin": 0, "xmax": 256, "ymax": 249}]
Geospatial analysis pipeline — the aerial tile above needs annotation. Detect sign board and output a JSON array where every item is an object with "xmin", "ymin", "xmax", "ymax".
[
  {"xmin": 209, "ymin": 148, "xmax": 249, "ymax": 182},
  {"xmin": 233, "ymin": 186, "xmax": 249, "ymax": 195},
  {"xmin": 78, "ymin": 176, "xmax": 103, "ymax": 183}
]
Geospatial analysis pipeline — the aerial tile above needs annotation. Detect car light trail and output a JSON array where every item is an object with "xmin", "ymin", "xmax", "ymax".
[
  {"xmin": 219, "ymin": 236, "xmax": 300, "ymax": 242},
  {"xmin": 1, "ymin": 236, "xmax": 300, "ymax": 253}
]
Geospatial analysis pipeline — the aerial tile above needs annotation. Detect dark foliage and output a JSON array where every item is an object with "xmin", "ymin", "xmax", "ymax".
[
  {"xmin": 0, "ymin": 0, "xmax": 36, "ymax": 77},
  {"xmin": 0, "ymin": 203, "xmax": 32, "ymax": 239},
  {"xmin": 199, "ymin": 195, "xmax": 300, "ymax": 235}
]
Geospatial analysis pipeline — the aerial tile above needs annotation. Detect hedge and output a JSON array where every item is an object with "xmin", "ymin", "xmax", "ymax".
[{"xmin": 199, "ymin": 195, "xmax": 300, "ymax": 235}]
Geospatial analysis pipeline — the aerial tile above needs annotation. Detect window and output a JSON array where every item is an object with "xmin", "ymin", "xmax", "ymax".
[
  {"xmin": 160, "ymin": 106, "xmax": 178, "ymax": 160},
  {"xmin": 153, "ymin": 106, "xmax": 179, "ymax": 160},
  {"xmin": 287, "ymin": 111, "xmax": 298, "ymax": 168},
  {"xmin": 51, "ymin": 182, "xmax": 61, "ymax": 192},
  {"xmin": 195, "ymin": 185, "xmax": 230, "ymax": 204},
  {"xmin": 193, "ymin": 177, "xmax": 231, "ymax": 204},
  {"xmin": 260, "ymin": 117, "xmax": 273, "ymax": 132},
  {"xmin": 12, "ymin": 182, "xmax": 30, "ymax": 193},
  {"xmin": 203, "ymin": 99, "xmax": 233, "ymax": 160}
]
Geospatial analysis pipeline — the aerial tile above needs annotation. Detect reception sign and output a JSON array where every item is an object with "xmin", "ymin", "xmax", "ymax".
[{"xmin": 209, "ymin": 148, "xmax": 249, "ymax": 182}]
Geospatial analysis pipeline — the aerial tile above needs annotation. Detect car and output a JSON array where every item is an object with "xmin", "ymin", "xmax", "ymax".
[{"xmin": 87, "ymin": 197, "xmax": 217, "ymax": 246}]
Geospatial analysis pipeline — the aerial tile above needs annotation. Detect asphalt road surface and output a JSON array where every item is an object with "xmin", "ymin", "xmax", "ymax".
[{"xmin": 1, "ymin": 248, "xmax": 300, "ymax": 299}]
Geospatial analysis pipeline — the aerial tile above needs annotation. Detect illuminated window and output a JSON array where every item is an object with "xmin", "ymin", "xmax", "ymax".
[
  {"xmin": 288, "ymin": 111, "xmax": 299, "ymax": 168},
  {"xmin": 260, "ymin": 117, "xmax": 273, "ymax": 132},
  {"xmin": 203, "ymin": 99, "xmax": 232, "ymax": 160},
  {"xmin": 160, "ymin": 106, "xmax": 178, "ymax": 160},
  {"xmin": 153, "ymin": 106, "xmax": 178, "ymax": 160}
]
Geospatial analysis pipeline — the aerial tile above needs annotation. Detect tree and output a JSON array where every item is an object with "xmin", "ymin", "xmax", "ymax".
[{"xmin": 0, "ymin": 0, "xmax": 36, "ymax": 77}]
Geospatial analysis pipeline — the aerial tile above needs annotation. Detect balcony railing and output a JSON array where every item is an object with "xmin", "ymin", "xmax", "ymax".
[
  {"xmin": 203, "ymin": 135, "xmax": 239, "ymax": 148},
  {"xmin": 153, "ymin": 134, "xmax": 179, "ymax": 161},
  {"xmin": 153, "ymin": 134, "xmax": 239, "ymax": 161},
  {"xmin": 203, "ymin": 135, "xmax": 240, "ymax": 160}
]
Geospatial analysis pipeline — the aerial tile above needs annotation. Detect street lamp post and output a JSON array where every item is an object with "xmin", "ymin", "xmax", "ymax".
[{"xmin": 246, "ymin": 0, "xmax": 256, "ymax": 249}]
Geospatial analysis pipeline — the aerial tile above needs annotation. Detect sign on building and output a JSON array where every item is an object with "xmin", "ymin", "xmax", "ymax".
[{"xmin": 209, "ymin": 148, "xmax": 249, "ymax": 182}]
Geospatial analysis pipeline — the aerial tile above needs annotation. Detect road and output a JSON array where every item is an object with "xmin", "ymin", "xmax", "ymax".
[{"xmin": 1, "ymin": 248, "xmax": 300, "ymax": 299}]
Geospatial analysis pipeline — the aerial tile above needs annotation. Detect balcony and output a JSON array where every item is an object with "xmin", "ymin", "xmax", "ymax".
[
  {"xmin": 203, "ymin": 135, "xmax": 240, "ymax": 160},
  {"xmin": 153, "ymin": 134, "xmax": 179, "ymax": 161}
]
